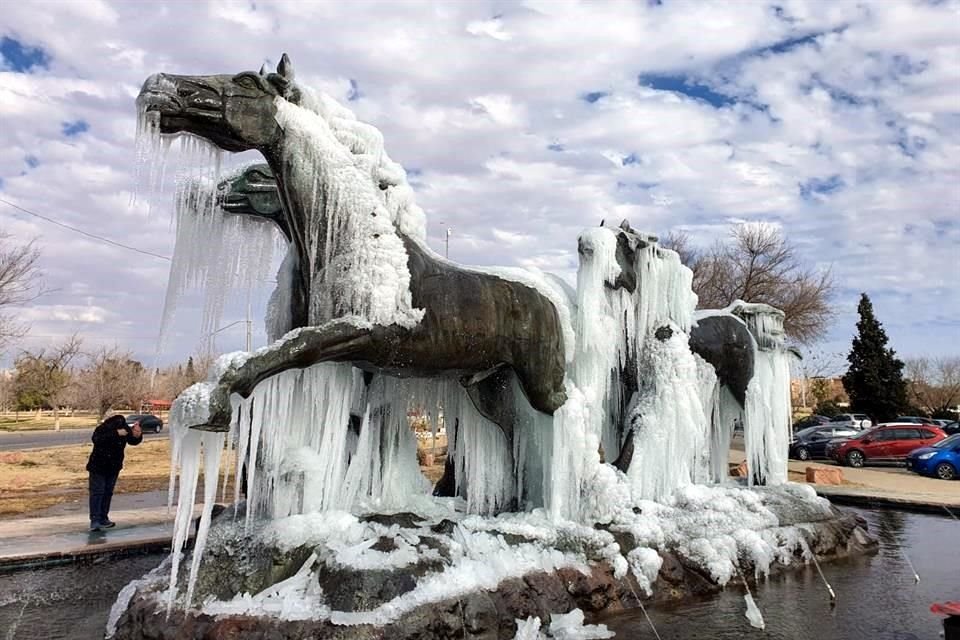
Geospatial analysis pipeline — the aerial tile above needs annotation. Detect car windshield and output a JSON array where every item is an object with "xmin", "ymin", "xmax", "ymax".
[
  {"xmin": 795, "ymin": 427, "xmax": 820, "ymax": 438},
  {"xmin": 934, "ymin": 434, "xmax": 960, "ymax": 449}
]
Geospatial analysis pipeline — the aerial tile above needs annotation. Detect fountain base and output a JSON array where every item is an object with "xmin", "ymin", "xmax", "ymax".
[{"xmin": 111, "ymin": 484, "xmax": 876, "ymax": 639}]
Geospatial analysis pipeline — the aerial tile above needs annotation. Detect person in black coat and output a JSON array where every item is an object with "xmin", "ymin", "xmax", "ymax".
[{"xmin": 86, "ymin": 414, "xmax": 142, "ymax": 531}]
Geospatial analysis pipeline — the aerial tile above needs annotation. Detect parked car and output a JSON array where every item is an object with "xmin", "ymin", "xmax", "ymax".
[
  {"xmin": 829, "ymin": 423, "xmax": 946, "ymax": 467},
  {"xmin": 906, "ymin": 433, "xmax": 960, "ymax": 480},
  {"xmin": 929, "ymin": 419, "xmax": 953, "ymax": 429},
  {"xmin": 894, "ymin": 416, "xmax": 939, "ymax": 426},
  {"xmin": 789, "ymin": 425, "xmax": 860, "ymax": 461},
  {"xmin": 126, "ymin": 413, "xmax": 163, "ymax": 434},
  {"xmin": 828, "ymin": 413, "xmax": 873, "ymax": 429},
  {"xmin": 943, "ymin": 421, "xmax": 960, "ymax": 436},
  {"xmin": 792, "ymin": 415, "xmax": 832, "ymax": 432}
]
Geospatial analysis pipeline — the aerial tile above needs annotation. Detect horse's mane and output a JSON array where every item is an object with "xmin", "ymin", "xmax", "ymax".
[
  {"xmin": 272, "ymin": 85, "xmax": 425, "ymax": 329},
  {"xmin": 294, "ymin": 85, "xmax": 427, "ymax": 242}
]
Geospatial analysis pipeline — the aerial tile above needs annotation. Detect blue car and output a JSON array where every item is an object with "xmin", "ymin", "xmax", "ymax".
[{"xmin": 906, "ymin": 433, "xmax": 960, "ymax": 480}]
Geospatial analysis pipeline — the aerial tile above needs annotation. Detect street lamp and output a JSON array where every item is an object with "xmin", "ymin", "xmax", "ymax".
[{"xmin": 439, "ymin": 222, "xmax": 452, "ymax": 259}]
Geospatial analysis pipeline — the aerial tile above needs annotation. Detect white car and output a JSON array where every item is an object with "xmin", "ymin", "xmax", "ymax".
[{"xmin": 828, "ymin": 413, "xmax": 873, "ymax": 430}]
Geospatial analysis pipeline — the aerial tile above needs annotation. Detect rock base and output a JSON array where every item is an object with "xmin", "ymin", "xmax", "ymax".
[{"xmin": 113, "ymin": 498, "xmax": 876, "ymax": 640}]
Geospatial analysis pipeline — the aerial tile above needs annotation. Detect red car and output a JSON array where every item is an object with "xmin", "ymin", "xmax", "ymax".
[{"xmin": 830, "ymin": 423, "xmax": 947, "ymax": 468}]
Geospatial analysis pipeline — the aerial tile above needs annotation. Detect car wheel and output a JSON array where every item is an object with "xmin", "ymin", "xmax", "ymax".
[
  {"xmin": 935, "ymin": 462, "xmax": 956, "ymax": 480},
  {"xmin": 846, "ymin": 450, "xmax": 865, "ymax": 468},
  {"xmin": 796, "ymin": 447, "xmax": 810, "ymax": 461}
]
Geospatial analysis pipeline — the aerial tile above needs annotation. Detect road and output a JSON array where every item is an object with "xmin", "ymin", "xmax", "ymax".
[{"xmin": 0, "ymin": 428, "xmax": 169, "ymax": 451}]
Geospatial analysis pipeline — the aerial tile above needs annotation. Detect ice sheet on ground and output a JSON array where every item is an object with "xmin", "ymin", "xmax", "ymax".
[{"xmin": 744, "ymin": 592, "xmax": 765, "ymax": 629}]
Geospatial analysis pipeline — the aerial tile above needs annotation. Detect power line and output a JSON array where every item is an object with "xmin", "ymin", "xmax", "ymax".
[
  {"xmin": 19, "ymin": 334, "xmax": 161, "ymax": 340},
  {"xmin": 0, "ymin": 197, "xmax": 171, "ymax": 261}
]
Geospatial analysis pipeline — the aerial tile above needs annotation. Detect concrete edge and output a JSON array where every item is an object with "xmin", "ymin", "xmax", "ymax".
[
  {"xmin": 817, "ymin": 489, "xmax": 960, "ymax": 515},
  {"xmin": 0, "ymin": 537, "xmax": 173, "ymax": 574}
]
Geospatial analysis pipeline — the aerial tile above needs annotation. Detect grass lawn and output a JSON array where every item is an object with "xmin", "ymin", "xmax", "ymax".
[
  {"xmin": 0, "ymin": 434, "xmax": 448, "ymax": 517},
  {"xmin": 0, "ymin": 414, "xmax": 100, "ymax": 432},
  {"xmin": 0, "ymin": 440, "xmax": 206, "ymax": 517}
]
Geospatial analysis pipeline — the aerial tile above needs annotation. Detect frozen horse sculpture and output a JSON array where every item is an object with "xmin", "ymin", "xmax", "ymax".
[
  {"xmin": 138, "ymin": 56, "xmax": 571, "ymax": 440},
  {"xmin": 214, "ymin": 165, "xmax": 761, "ymax": 484},
  {"xmin": 111, "ymin": 57, "xmax": 866, "ymax": 640}
]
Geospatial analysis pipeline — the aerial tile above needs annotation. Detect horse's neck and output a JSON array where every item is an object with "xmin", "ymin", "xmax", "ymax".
[
  {"xmin": 265, "ymin": 133, "xmax": 420, "ymax": 328},
  {"xmin": 268, "ymin": 152, "xmax": 329, "ymax": 275}
]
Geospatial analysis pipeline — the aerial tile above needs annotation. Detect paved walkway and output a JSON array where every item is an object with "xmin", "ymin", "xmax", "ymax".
[
  {"xmin": 0, "ymin": 492, "xmax": 200, "ymax": 571},
  {"xmin": 730, "ymin": 450, "xmax": 960, "ymax": 510}
]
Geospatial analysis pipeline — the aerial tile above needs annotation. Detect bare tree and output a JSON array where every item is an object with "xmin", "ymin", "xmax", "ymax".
[
  {"xmin": 153, "ymin": 353, "xmax": 216, "ymax": 401},
  {"xmin": 11, "ymin": 336, "xmax": 82, "ymax": 427},
  {"xmin": 663, "ymin": 223, "xmax": 834, "ymax": 344},
  {"xmin": 76, "ymin": 347, "xmax": 150, "ymax": 419},
  {"xmin": 0, "ymin": 232, "xmax": 44, "ymax": 351},
  {"xmin": 905, "ymin": 356, "xmax": 960, "ymax": 417},
  {"xmin": 792, "ymin": 350, "xmax": 844, "ymax": 409},
  {"xmin": 0, "ymin": 370, "xmax": 12, "ymax": 412}
]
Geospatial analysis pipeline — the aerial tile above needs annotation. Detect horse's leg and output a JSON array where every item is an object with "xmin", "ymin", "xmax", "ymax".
[
  {"xmin": 432, "ymin": 418, "xmax": 458, "ymax": 497},
  {"xmin": 511, "ymin": 354, "xmax": 567, "ymax": 416},
  {"xmin": 462, "ymin": 366, "xmax": 517, "ymax": 444},
  {"xmin": 192, "ymin": 320, "xmax": 382, "ymax": 431}
]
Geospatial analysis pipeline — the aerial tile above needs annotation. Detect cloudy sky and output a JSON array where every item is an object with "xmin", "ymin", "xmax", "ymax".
[{"xmin": 1, "ymin": 0, "xmax": 958, "ymax": 373}]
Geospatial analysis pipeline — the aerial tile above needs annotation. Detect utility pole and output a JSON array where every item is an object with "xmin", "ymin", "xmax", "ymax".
[
  {"xmin": 445, "ymin": 227, "xmax": 452, "ymax": 259},
  {"xmin": 245, "ymin": 301, "xmax": 253, "ymax": 352}
]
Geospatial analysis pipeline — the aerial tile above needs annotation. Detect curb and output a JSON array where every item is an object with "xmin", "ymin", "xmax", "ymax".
[
  {"xmin": 816, "ymin": 489, "xmax": 960, "ymax": 516},
  {"xmin": 0, "ymin": 536, "xmax": 172, "ymax": 574}
]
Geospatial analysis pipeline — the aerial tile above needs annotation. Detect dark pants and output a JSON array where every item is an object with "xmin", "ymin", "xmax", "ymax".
[{"xmin": 89, "ymin": 470, "xmax": 119, "ymax": 525}]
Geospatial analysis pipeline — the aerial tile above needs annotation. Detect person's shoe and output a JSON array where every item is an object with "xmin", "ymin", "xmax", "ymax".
[
  {"xmin": 101, "ymin": 520, "xmax": 116, "ymax": 529},
  {"xmin": 90, "ymin": 522, "xmax": 103, "ymax": 532}
]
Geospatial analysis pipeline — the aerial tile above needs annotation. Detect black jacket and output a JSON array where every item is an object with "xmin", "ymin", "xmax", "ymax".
[{"xmin": 86, "ymin": 414, "xmax": 142, "ymax": 475}]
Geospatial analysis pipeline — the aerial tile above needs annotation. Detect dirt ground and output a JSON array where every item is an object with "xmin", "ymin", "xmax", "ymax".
[{"xmin": 0, "ymin": 435, "xmax": 448, "ymax": 517}]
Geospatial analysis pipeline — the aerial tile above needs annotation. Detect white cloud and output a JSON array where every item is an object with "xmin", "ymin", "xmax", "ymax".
[
  {"xmin": 0, "ymin": 0, "xmax": 957, "ymax": 367},
  {"xmin": 466, "ymin": 18, "xmax": 512, "ymax": 41}
]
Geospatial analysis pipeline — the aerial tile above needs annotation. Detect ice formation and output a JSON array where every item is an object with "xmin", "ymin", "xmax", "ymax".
[
  {"xmin": 511, "ymin": 609, "xmax": 616, "ymax": 639},
  {"xmin": 736, "ymin": 303, "xmax": 792, "ymax": 486},
  {"xmin": 159, "ymin": 171, "xmax": 282, "ymax": 351},
  {"xmin": 145, "ymin": 80, "xmax": 803, "ymax": 628},
  {"xmin": 271, "ymin": 97, "xmax": 424, "ymax": 329},
  {"xmin": 744, "ymin": 592, "xmax": 765, "ymax": 629}
]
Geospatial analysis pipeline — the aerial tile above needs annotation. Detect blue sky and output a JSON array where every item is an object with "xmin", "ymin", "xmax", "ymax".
[{"xmin": 0, "ymin": 0, "xmax": 958, "ymax": 371}]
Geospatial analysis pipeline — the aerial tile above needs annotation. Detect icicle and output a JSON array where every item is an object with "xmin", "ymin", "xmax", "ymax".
[
  {"xmin": 744, "ymin": 349, "xmax": 792, "ymax": 486},
  {"xmin": 156, "ymin": 167, "xmax": 283, "ymax": 357},
  {"xmin": 166, "ymin": 429, "xmax": 201, "ymax": 615},
  {"xmin": 572, "ymin": 227, "xmax": 627, "ymax": 463},
  {"xmin": 185, "ymin": 431, "xmax": 226, "ymax": 607}
]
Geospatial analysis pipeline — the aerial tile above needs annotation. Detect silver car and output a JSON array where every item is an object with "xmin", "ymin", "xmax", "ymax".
[{"xmin": 828, "ymin": 413, "xmax": 873, "ymax": 430}]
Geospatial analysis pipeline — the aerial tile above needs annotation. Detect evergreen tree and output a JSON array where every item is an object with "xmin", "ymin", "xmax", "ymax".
[
  {"xmin": 842, "ymin": 294, "xmax": 909, "ymax": 422},
  {"xmin": 185, "ymin": 356, "xmax": 196, "ymax": 381}
]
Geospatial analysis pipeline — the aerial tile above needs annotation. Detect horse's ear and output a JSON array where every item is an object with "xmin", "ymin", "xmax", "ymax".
[
  {"xmin": 260, "ymin": 63, "xmax": 268, "ymax": 76},
  {"xmin": 277, "ymin": 53, "xmax": 295, "ymax": 81}
]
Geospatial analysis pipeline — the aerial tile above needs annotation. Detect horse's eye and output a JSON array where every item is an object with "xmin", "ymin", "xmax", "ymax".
[{"xmin": 235, "ymin": 76, "xmax": 258, "ymax": 90}]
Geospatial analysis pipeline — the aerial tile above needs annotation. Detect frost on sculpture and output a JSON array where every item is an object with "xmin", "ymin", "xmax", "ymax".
[{"xmin": 110, "ymin": 54, "xmax": 874, "ymax": 639}]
